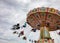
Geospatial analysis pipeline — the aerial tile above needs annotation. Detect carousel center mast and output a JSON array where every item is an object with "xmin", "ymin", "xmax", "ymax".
[{"xmin": 27, "ymin": 7, "xmax": 60, "ymax": 43}]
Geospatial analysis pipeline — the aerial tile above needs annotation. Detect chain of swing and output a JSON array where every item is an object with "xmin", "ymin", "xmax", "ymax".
[
  {"xmin": 11, "ymin": 22, "xmax": 60, "ymax": 43},
  {"xmin": 11, "ymin": 22, "xmax": 37, "ymax": 43}
]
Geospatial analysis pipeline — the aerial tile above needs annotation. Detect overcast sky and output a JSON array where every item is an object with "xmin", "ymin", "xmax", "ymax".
[{"xmin": 0, "ymin": 0, "xmax": 60, "ymax": 43}]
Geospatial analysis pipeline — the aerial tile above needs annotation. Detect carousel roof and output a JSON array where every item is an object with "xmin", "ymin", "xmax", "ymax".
[{"xmin": 27, "ymin": 7, "xmax": 60, "ymax": 31}]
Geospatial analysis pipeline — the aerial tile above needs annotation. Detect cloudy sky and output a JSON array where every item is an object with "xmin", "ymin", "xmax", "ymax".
[{"xmin": 0, "ymin": 0, "xmax": 60, "ymax": 43}]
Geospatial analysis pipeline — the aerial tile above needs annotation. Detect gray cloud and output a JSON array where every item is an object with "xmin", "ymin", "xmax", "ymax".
[{"xmin": 0, "ymin": 0, "xmax": 60, "ymax": 43}]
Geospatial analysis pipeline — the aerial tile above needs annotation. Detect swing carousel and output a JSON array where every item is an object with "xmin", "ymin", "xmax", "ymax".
[{"xmin": 27, "ymin": 7, "xmax": 60, "ymax": 43}]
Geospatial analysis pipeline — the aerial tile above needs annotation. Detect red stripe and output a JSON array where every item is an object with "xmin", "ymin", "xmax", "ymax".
[
  {"xmin": 48, "ymin": 39, "xmax": 50, "ymax": 43},
  {"xmin": 45, "ymin": 8, "xmax": 49, "ymax": 25},
  {"xmin": 42, "ymin": 39, "xmax": 44, "ymax": 43}
]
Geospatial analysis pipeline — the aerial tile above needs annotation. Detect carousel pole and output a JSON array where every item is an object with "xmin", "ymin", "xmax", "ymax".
[{"xmin": 38, "ymin": 26, "xmax": 54, "ymax": 43}]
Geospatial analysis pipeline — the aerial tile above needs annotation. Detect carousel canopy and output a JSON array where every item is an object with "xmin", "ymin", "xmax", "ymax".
[{"xmin": 27, "ymin": 7, "xmax": 60, "ymax": 31}]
